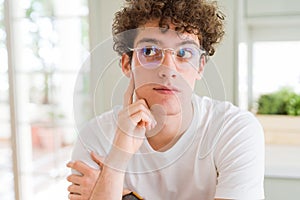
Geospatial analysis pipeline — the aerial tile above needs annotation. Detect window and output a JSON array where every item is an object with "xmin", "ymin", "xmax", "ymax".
[
  {"xmin": 2, "ymin": 0, "xmax": 89, "ymax": 199},
  {"xmin": 238, "ymin": 0, "xmax": 300, "ymax": 193},
  {"xmin": 250, "ymin": 40, "xmax": 300, "ymax": 178},
  {"xmin": 252, "ymin": 41, "xmax": 300, "ymax": 100},
  {"xmin": 0, "ymin": 0, "xmax": 14, "ymax": 199}
]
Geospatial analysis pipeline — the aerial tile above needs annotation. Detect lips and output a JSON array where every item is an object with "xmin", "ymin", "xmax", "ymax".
[{"xmin": 153, "ymin": 86, "xmax": 180, "ymax": 94}]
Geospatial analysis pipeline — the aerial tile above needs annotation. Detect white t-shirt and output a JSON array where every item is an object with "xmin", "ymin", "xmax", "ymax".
[{"xmin": 72, "ymin": 94, "xmax": 265, "ymax": 200}]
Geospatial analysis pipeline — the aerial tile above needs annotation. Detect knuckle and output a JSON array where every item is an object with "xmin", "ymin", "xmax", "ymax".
[
  {"xmin": 67, "ymin": 185, "xmax": 72, "ymax": 192},
  {"xmin": 137, "ymin": 104, "xmax": 146, "ymax": 112},
  {"xmin": 136, "ymin": 99, "xmax": 146, "ymax": 106},
  {"xmin": 66, "ymin": 176, "xmax": 71, "ymax": 182},
  {"xmin": 85, "ymin": 171, "xmax": 92, "ymax": 177},
  {"xmin": 141, "ymin": 99, "xmax": 149, "ymax": 107},
  {"xmin": 82, "ymin": 179, "xmax": 89, "ymax": 186},
  {"xmin": 72, "ymin": 161, "xmax": 79, "ymax": 168},
  {"xmin": 82, "ymin": 187, "xmax": 90, "ymax": 195}
]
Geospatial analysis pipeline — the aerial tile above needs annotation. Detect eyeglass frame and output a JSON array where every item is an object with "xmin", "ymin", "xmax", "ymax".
[{"xmin": 126, "ymin": 45, "xmax": 208, "ymax": 70}]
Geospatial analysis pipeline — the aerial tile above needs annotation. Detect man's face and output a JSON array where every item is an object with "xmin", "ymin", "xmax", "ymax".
[{"xmin": 124, "ymin": 21, "xmax": 204, "ymax": 115}]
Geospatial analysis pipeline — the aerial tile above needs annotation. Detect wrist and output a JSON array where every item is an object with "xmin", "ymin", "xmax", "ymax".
[{"xmin": 105, "ymin": 147, "xmax": 132, "ymax": 171}]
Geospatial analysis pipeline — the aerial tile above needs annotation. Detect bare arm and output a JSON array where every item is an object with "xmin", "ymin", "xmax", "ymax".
[
  {"xmin": 67, "ymin": 152, "xmax": 133, "ymax": 200},
  {"xmin": 89, "ymin": 149, "xmax": 129, "ymax": 199},
  {"xmin": 89, "ymin": 76, "xmax": 156, "ymax": 199}
]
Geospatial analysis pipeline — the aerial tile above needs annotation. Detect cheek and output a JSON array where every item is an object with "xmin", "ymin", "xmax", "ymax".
[
  {"xmin": 132, "ymin": 56, "xmax": 148, "ymax": 87},
  {"xmin": 132, "ymin": 67, "xmax": 160, "ymax": 89},
  {"xmin": 179, "ymin": 70, "xmax": 198, "ymax": 89},
  {"xmin": 135, "ymin": 86, "xmax": 149, "ymax": 98}
]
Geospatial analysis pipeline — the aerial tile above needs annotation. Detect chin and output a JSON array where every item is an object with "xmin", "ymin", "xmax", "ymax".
[
  {"xmin": 135, "ymin": 87, "xmax": 185, "ymax": 115},
  {"xmin": 164, "ymin": 106, "xmax": 181, "ymax": 116},
  {"xmin": 149, "ymin": 98, "xmax": 182, "ymax": 116}
]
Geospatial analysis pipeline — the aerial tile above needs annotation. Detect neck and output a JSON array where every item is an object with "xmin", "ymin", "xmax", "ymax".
[{"xmin": 146, "ymin": 101, "xmax": 194, "ymax": 151}]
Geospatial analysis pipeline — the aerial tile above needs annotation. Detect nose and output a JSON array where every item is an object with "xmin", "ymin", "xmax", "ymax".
[
  {"xmin": 161, "ymin": 49, "xmax": 177, "ymax": 68},
  {"xmin": 158, "ymin": 50, "xmax": 177, "ymax": 79},
  {"xmin": 158, "ymin": 67, "xmax": 177, "ymax": 79}
]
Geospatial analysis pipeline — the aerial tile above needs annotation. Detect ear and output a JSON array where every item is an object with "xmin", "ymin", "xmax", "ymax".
[
  {"xmin": 196, "ymin": 55, "xmax": 206, "ymax": 80},
  {"xmin": 121, "ymin": 53, "xmax": 131, "ymax": 78}
]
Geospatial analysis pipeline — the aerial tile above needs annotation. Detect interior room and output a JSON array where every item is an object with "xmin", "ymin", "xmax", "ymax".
[{"xmin": 0, "ymin": 0, "xmax": 299, "ymax": 199}]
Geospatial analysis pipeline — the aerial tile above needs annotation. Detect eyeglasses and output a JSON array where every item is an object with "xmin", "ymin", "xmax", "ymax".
[{"xmin": 128, "ymin": 45, "xmax": 207, "ymax": 70}]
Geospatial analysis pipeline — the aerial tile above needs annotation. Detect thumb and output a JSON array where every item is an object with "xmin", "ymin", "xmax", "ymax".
[{"xmin": 90, "ymin": 151, "xmax": 104, "ymax": 168}]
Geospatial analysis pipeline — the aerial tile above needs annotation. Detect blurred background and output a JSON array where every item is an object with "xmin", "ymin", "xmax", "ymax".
[{"xmin": 0, "ymin": 0, "xmax": 299, "ymax": 199}]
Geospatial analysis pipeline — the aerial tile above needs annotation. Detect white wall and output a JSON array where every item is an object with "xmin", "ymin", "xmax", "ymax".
[
  {"xmin": 88, "ymin": 0, "xmax": 124, "ymax": 115},
  {"xmin": 265, "ymin": 177, "xmax": 300, "ymax": 200},
  {"xmin": 246, "ymin": 0, "xmax": 300, "ymax": 17},
  {"xmin": 88, "ymin": 0, "xmax": 123, "ymax": 48},
  {"xmin": 196, "ymin": 0, "xmax": 238, "ymax": 103}
]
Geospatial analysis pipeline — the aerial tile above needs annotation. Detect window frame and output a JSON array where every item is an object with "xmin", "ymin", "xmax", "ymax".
[
  {"xmin": 2, "ymin": 0, "xmax": 90, "ymax": 199},
  {"xmin": 246, "ymin": 17, "xmax": 300, "ymax": 179}
]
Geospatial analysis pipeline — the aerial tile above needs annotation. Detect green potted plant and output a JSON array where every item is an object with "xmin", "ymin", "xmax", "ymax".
[
  {"xmin": 256, "ymin": 88, "xmax": 300, "ymax": 145},
  {"xmin": 257, "ymin": 87, "xmax": 300, "ymax": 116}
]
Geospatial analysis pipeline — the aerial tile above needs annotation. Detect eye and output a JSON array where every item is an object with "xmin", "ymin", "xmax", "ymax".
[
  {"xmin": 176, "ymin": 48, "xmax": 194, "ymax": 59},
  {"xmin": 141, "ymin": 46, "xmax": 160, "ymax": 57}
]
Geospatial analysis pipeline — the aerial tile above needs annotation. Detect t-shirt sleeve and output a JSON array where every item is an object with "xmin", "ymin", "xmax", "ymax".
[
  {"xmin": 214, "ymin": 112, "xmax": 265, "ymax": 200},
  {"xmin": 71, "ymin": 117, "xmax": 114, "ymax": 174}
]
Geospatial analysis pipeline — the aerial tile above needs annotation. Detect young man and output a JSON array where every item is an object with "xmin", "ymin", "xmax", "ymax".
[{"xmin": 67, "ymin": 0, "xmax": 265, "ymax": 199}]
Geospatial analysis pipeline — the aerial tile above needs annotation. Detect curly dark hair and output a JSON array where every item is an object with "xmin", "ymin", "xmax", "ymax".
[{"xmin": 112, "ymin": 0, "xmax": 225, "ymax": 59}]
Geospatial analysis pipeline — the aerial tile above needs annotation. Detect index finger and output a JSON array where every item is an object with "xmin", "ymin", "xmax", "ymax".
[
  {"xmin": 123, "ymin": 74, "xmax": 135, "ymax": 107},
  {"xmin": 67, "ymin": 161, "xmax": 94, "ymax": 175}
]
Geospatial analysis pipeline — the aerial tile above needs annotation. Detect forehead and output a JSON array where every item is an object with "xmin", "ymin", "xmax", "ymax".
[{"xmin": 134, "ymin": 21, "xmax": 199, "ymax": 47}]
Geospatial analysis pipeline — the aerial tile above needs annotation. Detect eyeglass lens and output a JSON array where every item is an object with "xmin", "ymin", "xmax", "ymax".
[{"xmin": 136, "ymin": 46, "xmax": 202, "ymax": 69}]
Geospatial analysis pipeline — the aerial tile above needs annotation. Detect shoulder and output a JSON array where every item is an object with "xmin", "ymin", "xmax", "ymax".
[
  {"xmin": 75, "ymin": 106, "xmax": 122, "ymax": 152},
  {"xmin": 193, "ymin": 94, "xmax": 261, "ymax": 130},
  {"xmin": 71, "ymin": 106, "xmax": 122, "ymax": 168},
  {"xmin": 193, "ymin": 95, "xmax": 264, "ymax": 157},
  {"xmin": 79, "ymin": 106, "xmax": 122, "ymax": 136}
]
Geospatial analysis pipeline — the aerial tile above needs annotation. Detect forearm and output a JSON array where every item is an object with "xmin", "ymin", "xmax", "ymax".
[
  {"xmin": 90, "ymin": 165, "xmax": 125, "ymax": 200},
  {"xmin": 89, "ymin": 148, "xmax": 131, "ymax": 200}
]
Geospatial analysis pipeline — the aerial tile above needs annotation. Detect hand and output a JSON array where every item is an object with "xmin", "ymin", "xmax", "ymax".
[
  {"xmin": 67, "ymin": 152, "xmax": 132, "ymax": 199},
  {"xmin": 108, "ymin": 76, "xmax": 156, "ymax": 165},
  {"xmin": 66, "ymin": 152, "xmax": 103, "ymax": 200}
]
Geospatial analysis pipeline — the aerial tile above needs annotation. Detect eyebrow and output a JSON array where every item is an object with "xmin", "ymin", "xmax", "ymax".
[
  {"xmin": 136, "ymin": 38, "xmax": 161, "ymax": 46},
  {"xmin": 135, "ymin": 37, "xmax": 199, "ymax": 48},
  {"xmin": 176, "ymin": 40, "xmax": 200, "ymax": 48}
]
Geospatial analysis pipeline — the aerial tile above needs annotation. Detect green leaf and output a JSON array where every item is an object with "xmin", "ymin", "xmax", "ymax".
[{"xmin": 257, "ymin": 87, "xmax": 300, "ymax": 116}]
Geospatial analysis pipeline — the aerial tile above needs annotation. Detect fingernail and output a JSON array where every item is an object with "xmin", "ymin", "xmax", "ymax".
[{"xmin": 66, "ymin": 161, "xmax": 74, "ymax": 167}]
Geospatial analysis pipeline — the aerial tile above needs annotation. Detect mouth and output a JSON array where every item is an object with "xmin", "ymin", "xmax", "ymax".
[{"xmin": 153, "ymin": 86, "xmax": 180, "ymax": 94}]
